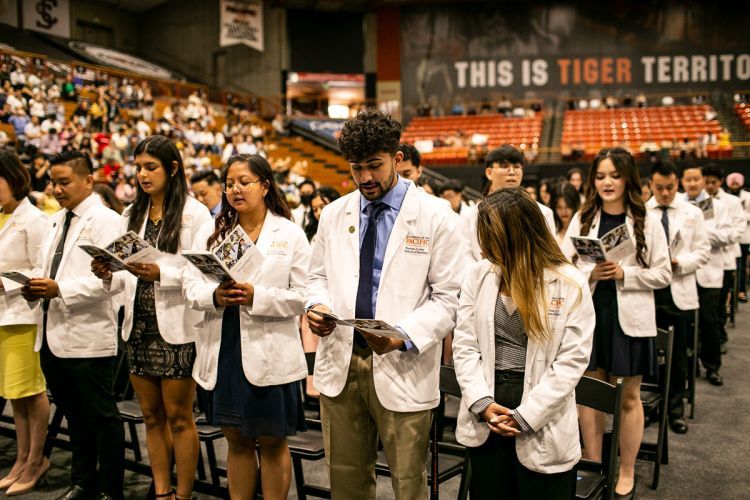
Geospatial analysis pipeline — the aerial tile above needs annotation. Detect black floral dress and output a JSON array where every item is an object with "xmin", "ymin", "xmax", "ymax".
[{"xmin": 125, "ymin": 219, "xmax": 196, "ymax": 378}]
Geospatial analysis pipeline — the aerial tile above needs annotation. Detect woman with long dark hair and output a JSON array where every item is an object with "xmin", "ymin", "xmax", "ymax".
[
  {"xmin": 91, "ymin": 135, "xmax": 212, "ymax": 499},
  {"xmin": 550, "ymin": 183, "xmax": 581, "ymax": 244},
  {"xmin": 562, "ymin": 147, "xmax": 671, "ymax": 498},
  {"xmin": 303, "ymin": 185, "xmax": 341, "ymax": 243},
  {"xmin": 0, "ymin": 150, "xmax": 50, "ymax": 494},
  {"xmin": 453, "ymin": 187, "xmax": 595, "ymax": 498},
  {"xmin": 185, "ymin": 154, "xmax": 310, "ymax": 499}
]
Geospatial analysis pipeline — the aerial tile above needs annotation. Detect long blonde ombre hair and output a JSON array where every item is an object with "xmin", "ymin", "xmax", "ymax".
[{"xmin": 477, "ymin": 187, "xmax": 570, "ymax": 342}]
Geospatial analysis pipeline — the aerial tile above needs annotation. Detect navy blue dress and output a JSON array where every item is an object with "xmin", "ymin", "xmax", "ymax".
[
  {"xmin": 204, "ymin": 305, "xmax": 306, "ymax": 438},
  {"xmin": 588, "ymin": 211, "xmax": 656, "ymax": 377}
]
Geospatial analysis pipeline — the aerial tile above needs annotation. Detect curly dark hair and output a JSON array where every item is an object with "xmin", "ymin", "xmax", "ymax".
[{"xmin": 338, "ymin": 108, "xmax": 401, "ymax": 162}]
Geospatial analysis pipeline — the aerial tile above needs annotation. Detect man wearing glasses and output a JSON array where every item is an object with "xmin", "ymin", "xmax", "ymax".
[{"xmin": 461, "ymin": 144, "xmax": 557, "ymax": 262}]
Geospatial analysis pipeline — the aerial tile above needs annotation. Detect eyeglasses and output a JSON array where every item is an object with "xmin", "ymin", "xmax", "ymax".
[
  {"xmin": 222, "ymin": 179, "xmax": 261, "ymax": 193},
  {"xmin": 493, "ymin": 163, "xmax": 524, "ymax": 171}
]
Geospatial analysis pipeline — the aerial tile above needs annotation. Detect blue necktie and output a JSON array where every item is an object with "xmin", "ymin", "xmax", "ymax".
[
  {"xmin": 659, "ymin": 205, "xmax": 670, "ymax": 242},
  {"xmin": 354, "ymin": 202, "xmax": 387, "ymax": 347}
]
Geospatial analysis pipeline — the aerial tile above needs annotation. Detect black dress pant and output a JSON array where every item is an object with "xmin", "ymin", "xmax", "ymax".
[
  {"xmin": 655, "ymin": 288, "xmax": 692, "ymax": 419},
  {"xmin": 468, "ymin": 372, "xmax": 574, "ymax": 500},
  {"xmin": 719, "ymin": 270, "xmax": 734, "ymax": 344},
  {"xmin": 697, "ymin": 286, "xmax": 722, "ymax": 373},
  {"xmin": 738, "ymin": 244, "xmax": 748, "ymax": 295},
  {"xmin": 40, "ymin": 341, "xmax": 125, "ymax": 498}
]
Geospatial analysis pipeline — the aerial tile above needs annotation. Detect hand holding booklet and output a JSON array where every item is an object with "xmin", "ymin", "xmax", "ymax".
[
  {"xmin": 310, "ymin": 309, "xmax": 410, "ymax": 341},
  {"xmin": 79, "ymin": 231, "xmax": 159, "ymax": 272},
  {"xmin": 182, "ymin": 225, "xmax": 264, "ymax": 283},
  {"xmin": 570, "ymin": 223, "xmax": 635, "ymax": 263},
  {"xmin": 0, "ymin": 271, "xmax": 33, "ymax": 286}
]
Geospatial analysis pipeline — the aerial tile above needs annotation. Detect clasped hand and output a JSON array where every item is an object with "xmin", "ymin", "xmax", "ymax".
[
  {"xmin": 482, "ymin": 402, "xmax": 521, "ymax": 437},
  {"xmin": 590, "ymin": 261, "xmax": 624, "ymax": 281},
  {"xmin": 213, "ymin": 280, "xmax": 254, "ymax": 307}
]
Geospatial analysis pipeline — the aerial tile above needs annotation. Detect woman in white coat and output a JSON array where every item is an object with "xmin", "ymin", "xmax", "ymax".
[
  {"xmin": 0, "ymin": 151, "xmax": 50, "ymax": 493},
  {"xmin": 453, "ymin": 187, "xmax": 594, "ymax": 499},
  {"xmin": 92, "ymin": 135, "xmax": 211, "ymax": 499},
  {"xmin": 184, "ymin": 154, "xmax": 310, "ymax": 500},
  {"xmin": 561, "ymin": 147, "xmax": 671, "ymax": 499}
]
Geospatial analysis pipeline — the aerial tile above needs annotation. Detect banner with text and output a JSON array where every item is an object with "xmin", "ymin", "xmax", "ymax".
[
  {"xmin": 400, "ymin": 3, "xmax": 750, "ymax": 120},
  {"xmin": 220, "ymin": 0, "xmax": 264, "ymax": 52},
  {"xmin": 23, "ymin": 0, "xmax": 69, "ymax": 38}
]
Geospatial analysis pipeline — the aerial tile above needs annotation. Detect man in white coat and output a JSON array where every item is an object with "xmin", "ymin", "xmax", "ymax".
[
  {"xmin": 681, "ymin": 166, "xmax": 735, "ymax": 387},
  {"xmin": 648, "ymin": 161, "xmax": 710, "ymax": 434},
  {"xmin": 22, "ymin": 151, "xmax": 125, "ymax": 500},
  {"xmin": 726, "ymin": 172, "xmax": 750, "ymax": 302},
  {"xmin": 461, "ymin": 144, "xmax": 556, "ymax": 262},
  {"xmin": 305, "ymin": 109, "xmax": 462, "ymax": 500},
  {"xmin": 702, "ymin": 164, "xmax": 744, "ymax": 352}
]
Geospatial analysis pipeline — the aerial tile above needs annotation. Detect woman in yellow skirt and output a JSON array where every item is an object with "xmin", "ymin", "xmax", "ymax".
[{"xmin": 0, "ymin": 150, "xmax": 51, "ymax": 494}]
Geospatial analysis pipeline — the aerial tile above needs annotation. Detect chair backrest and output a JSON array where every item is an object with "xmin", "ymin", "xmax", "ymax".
[
  {"xmin": 439, "ymin": 365, "xmax": 462, "ymax": 398},
  {"xmin": 305, "ymin": 352, "xmax": 316, "ymax": 376},
  {"xmin": 576, "ymin": 376, "xmax": 624, "ymax": 500}
]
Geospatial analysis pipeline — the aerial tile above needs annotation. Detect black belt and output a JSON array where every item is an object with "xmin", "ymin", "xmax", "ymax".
[{"xmin": 495, "ymin": 370, "xmax": 525, "ymax": 382}]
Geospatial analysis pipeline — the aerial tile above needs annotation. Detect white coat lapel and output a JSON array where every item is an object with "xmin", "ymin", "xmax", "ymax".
[
  {"xmin": 0, "ymin": 198, "xmax": 32, "ymax": 240},
  {"xmin": 381, "ymin": 185, "xmax": 418, "ymax": 279},
  {"xmin": 344, "ymin": 192, "xmax": 361, "ymax": 260},
  {"xmin": 246, "ymin": 210, "xmax": 276, "ymax": 284},
  {"xmin": 57, "ymin": 211, "xmax": 89, "ymax": 274}
]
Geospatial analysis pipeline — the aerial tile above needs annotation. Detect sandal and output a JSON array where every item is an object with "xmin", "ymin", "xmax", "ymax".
[{"xmin": 155, "ymin": 490, "xmax": 175, "ymax": 499}]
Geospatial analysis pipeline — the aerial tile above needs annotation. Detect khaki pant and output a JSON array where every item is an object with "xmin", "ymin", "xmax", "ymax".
[{"xmin": 320, "ymin": 345, "xmax": 432, "ymax": 500}]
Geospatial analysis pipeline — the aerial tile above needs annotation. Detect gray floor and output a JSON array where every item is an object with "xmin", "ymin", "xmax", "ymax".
[{"xmin": 2, "ymin": 304, "xmax": 749, "ymax": 499}]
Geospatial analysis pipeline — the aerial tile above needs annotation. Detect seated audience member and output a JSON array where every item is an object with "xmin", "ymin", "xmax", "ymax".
[
  {"xmin": 190, "ymin": 169, "xmax": 223, "ymax": 218},
  {"xmin": 453, "ymin": 187, "xmax": 594, "ymax": 500},
  {"xmin": 0, "ymin": 151, "xmax": 50, "ymax": 495},
  {"xmin": 647, "ymin": 161, "xmax": 709, "ymax": 434}
]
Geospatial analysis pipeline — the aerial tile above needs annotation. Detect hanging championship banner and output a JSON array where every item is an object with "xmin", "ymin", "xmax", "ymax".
[
  {"xmin": 220, "ymin": 0, "xmax": 264, "ymax": 52},
  {"xmin": 23, "ymin": 0, "xmax": 70, "ymax": 38}
]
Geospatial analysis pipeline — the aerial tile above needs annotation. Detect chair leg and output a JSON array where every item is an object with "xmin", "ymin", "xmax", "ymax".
[
  {"xmin": 128, "ymin": 421, "xmax": 142, "ymax": 462},
  {"xmin": 205, "ymin": 440, "xmax": 221, "ymax": 486},
  {"xmin": 292, "ymin": 456, "xmax": 307, "ymax": 500},
  {"xmin": 196, "ymin": 446, "xmax": 207, "ymax": 481},
  {"xmin": 457, "ymin": 453, "xmax": 471, "ymax": 500}
]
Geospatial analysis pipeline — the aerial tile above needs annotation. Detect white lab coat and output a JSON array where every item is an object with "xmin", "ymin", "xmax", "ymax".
[
  {"xmin": 713, "ymin": 190, "xmax": 744, "ymax": 268},
  {"xmin": 0, "ymin": 198, "xmax": 47, "ymax": 326},
  {"xmin": 452, "ymin": 260, "xmax": 594, "ymax": 473},
  {"xmin": 694, "ymin": 194, "xmax": 735, "ymax": 289},
  {"xmin": 735, "ymin": 189, "xmax": 750, "ymax": 244},
  {"xmin": 106, "ymin": 196, "xmax": 212, "ymax": 344},
  {"xmin": 31, "ymin": 194, "xmax": 122, "ymax": 357},
  {"xmin": 461, "ymin": 201, "xmax": 556, "ymax": 263},
  {"xmin": 646, "ymin": 198, "xmax": 710, "ymax": 311},
  {"xmin": 305, "ymin": 183, "xmax": 462, "ymax": 412},
  {"xmin": 561, "ymin": 209, "xmax": 672, "ymax": 338},
  {"xmin": 184, "ymin": 211, "xmax": 311, "ymax": 388}
]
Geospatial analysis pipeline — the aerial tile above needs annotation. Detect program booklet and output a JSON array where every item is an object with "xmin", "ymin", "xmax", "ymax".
[
  {"xmin": 570, "ymin": 223, "xmax": 635, "ymax": 263},
  {"xmin": 182, "ymin": 225, "xmax": 264, "ymax": 283},
  {"xmin": 0, "ymin": 271, "xmax": 32, "ymax": 286},
  {"xmin": 694, "ymin": 198, "xmax": 714, "ymax": 220},
  {"xmin": 79, "ymin": 231, "xmax": 159, "ymax": 272},
  {"xmin": 309, "ymin": 309, "xmax": 410, "ymax": 341}
]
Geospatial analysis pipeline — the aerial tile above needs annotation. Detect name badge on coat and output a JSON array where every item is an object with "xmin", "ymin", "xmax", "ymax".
[{"xmin": 404, "ymin": 235, "xmax": 430, "ymax": 255}]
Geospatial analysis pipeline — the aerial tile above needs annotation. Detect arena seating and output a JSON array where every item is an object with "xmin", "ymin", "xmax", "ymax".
[
  {"xmin": 401, "ymin": 114, "xmax": 542, "ymax": 165},
  {"xmin": 561, "ymin": 105, "xmax": 729, "ymax": 160},
  {"xmin": 735, "ymin": 103, "xmax": 750, "ymax": 133}
]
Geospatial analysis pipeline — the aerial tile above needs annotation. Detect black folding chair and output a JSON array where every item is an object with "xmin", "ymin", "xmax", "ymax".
[
  {"xmin": 574, "ymin": 376, "xmax": 624, "ymax": 500},
  {"xmin": 686, "ymin": 311, "xmax": 698, "ymax": 419},
  {"xmin": 638, "ymin": 327, "xmax": 674, "ymax": 489}
]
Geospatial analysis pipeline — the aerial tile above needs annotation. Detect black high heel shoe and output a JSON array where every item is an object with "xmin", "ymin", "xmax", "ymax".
[{"xmin": 614, "ymin": 477, "xmax": 637, "ymax": 500}]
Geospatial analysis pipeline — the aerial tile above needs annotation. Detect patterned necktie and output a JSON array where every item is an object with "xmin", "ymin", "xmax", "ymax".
[{"xmin": 354, "ymin": 202, "xmax": 387, "ymax": 347}]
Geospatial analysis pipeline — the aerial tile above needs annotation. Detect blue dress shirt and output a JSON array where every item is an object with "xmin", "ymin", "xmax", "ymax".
[{"xmin": 359, "ymin": 177, "xmax": 415, "ymax": 350}]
